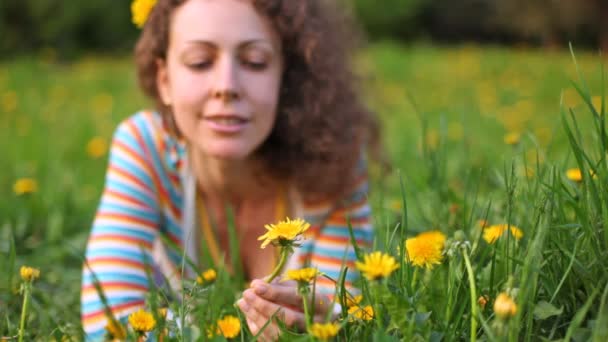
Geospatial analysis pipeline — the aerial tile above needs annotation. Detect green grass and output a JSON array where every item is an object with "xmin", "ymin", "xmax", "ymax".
[{"xmin": 1, "ymin": 43, "xmax": 607, "ymax": 340}]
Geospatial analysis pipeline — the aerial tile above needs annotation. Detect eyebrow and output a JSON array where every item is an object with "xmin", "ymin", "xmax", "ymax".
[{"xmin": 184, "ymin": 39, "xmax": 274, "ymax": 50}]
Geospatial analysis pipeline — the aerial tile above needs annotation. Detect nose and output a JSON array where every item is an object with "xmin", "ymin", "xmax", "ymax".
[{"xmin": 212, "ymin": 56, "xmax": 241, "ymax": 102}]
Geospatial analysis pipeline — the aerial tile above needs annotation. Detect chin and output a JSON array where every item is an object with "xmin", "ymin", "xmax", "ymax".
[{"xmin": 202, "ymin": 142, "xmax": 257, "ymax": 161}]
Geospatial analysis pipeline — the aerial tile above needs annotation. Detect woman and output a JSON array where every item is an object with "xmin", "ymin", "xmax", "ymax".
[{"xmin": 81, "ymin": 0, "xmax": 382, "ymax": 339}]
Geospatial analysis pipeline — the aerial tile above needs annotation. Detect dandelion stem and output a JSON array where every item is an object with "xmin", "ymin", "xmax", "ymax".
[
  {"xmin": 462, "ymin": 249, "xmax": 478, "ymax": 342},
  {"xmin": 18, "ymin": 283, "xmax": 30, "ymax": 342},
  {"xmin": 266, "ymin": 248, "xmax": 289, "ymax": 283},
  {"xmin": 299, "ymin": 286, "xmax": 312, "ymax": 329}
]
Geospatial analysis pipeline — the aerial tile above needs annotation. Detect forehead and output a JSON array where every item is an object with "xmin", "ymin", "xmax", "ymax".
[{"xmin": 170, "ymin": 0, "xmax": 280, "ymax": 48}]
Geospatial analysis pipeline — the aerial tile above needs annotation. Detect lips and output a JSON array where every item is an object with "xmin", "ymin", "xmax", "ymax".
[
  {"xmin": 203, "ymin": 114, "xmax": 250, "ymax": 133},
  {"xmin": 205, "ymin": 116, "xmax": 249, "ymax": 125}
]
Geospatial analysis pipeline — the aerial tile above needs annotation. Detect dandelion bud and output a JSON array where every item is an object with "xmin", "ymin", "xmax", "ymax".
[
  {"xmin": 20, "ymin": 266, "xmax": 40, "ymax": 282},
  {"xmin": 493, "ymin": 292, "xmax": 517, "ymax": 319}
]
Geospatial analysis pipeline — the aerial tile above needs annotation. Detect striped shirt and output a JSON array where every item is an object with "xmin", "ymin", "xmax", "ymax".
[{"xmin": 81, "ymin": 111, "xmax": 373, "ymax": 339}]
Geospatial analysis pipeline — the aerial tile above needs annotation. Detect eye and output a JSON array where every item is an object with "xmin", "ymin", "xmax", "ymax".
[
  {"xmin": 188, "ymin": 61, "xmax": 212, "ymax": 71},
  {"xmin": 242, "ymin": 60, "xmax": 267, "ymax": 71}
]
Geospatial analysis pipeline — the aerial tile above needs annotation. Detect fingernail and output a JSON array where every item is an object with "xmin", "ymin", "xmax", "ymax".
[
  {"xmin": 237, "ymin": 299, "xmax": 250, "ymax": 312},
  {"xmin": 254, "ymin": 283, "xmax": 268, "ymax": 295}
]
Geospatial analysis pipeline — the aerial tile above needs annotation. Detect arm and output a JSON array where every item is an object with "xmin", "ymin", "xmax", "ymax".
[{"xmin": 81, "ymin": 115, "xmax": 161, "ymax": 340}]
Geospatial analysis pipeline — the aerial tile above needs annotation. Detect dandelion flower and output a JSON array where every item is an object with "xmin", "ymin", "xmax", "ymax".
[
  {"xmin": 87, "ymin": 137, "xmax": 108, "ymax": 159},
  {"xmin": 503, "ymin": 132, "xmax": 520, "ymax": 145},
  {"xmin": 348, "ymin": 305, "xmax": 374, "ymax": 321},
  {"xmin": 131, "ymin": 0, "xmax": 157, "ymax": 28},
  {"xmin": 216, "ymin": 315, "xmax": 241, "ymax": 339},
  {"xmin": 20, "ymin": 266, "xmax": 40, "ymax": 282},
  {"xmin": 493, "ymin": 292, "xmax": 517, "ymax": 319},
  {"xmin": 283, "ymin": 267, "xmax": 321, "ymax": 284},
  {"xmin": 483, "ymin": 224, "xmax": 523, "ymax": 244},
  {"xmin": 258, "ymin": 217, "xmax": 310, "ymax": 249},
  {"xmin": 346, "ymin": 294, "xmax": 362, "ymax": 308},
  {"xmin": 415, "ymin": 230, "xmax": 447, "ymax": 249},
  {"xmin": 309, "ymin": 322, "xmax": 340, "ymax": 340},
  {"xmin": 197, "ymin": 268, "xmax": 217, "ymax": 284},
  {"xmin": 355, "ymin": 251, "xmax": 399, "ymax": 280},
  {"xmin": 405, "ymin": 231, "xmax": 446, "ymax": 269},
  {"xmin": 105, "ymin": 320, "xmax": 127, "ymax": 340},
  {"xmin": 128, "ymin": 309, "xmax": 156, "ymax": 333},
  {"xmin": 13, "ymin": 178, "xmax": 37, "ymax": 195}
]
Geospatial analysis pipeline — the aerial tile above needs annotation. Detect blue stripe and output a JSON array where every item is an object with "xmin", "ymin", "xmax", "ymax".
[
  {"xmin": 104, "ymin": 179, "xmax": 157, "ymax": 209},
  {"xmin": 90, "ymin": 226, "xmax": 156, "ymax": 242},
  {"xmin": 102, "ymin": 202, "xmax": 159, "ymax": 222},
  {"xmin": 83, "ymin": 272, "xmax": 148, "ymax": 285}
]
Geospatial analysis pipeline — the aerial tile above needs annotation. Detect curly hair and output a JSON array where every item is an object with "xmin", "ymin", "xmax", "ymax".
[{"xmin": 134, "ymin": 0, "xmax": 383, "ymax": 201}]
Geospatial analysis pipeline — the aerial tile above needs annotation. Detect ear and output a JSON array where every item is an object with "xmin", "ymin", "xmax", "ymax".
[{"xmin": 156, "ymin": 58, "xmax": 172, "ymax": 105}]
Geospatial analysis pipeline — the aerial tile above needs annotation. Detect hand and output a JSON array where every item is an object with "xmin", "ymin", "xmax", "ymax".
[{"xmin": 236, "ymin": 278, "xmax": 335, "ymax": 341}]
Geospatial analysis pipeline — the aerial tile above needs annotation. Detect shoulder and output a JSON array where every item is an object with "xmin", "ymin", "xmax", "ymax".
[
  {"xmin": 113, "ymin": 110, "xmax": 166, "ymax": 142},
  {"xmin": 109, "ymin": 110, "xmax": 185, "ymax": 179}
]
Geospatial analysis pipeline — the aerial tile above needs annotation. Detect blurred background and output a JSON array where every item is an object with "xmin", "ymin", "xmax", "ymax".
[
  {"xmin": 1, "ymin": 0, "xmax": 607, "ymax": 56},
  {"xmin": 1, "ymin": 1, "xmax": 608, "ymax": 338}
]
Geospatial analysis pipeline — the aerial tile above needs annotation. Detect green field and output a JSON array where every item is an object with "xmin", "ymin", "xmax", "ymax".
[{"xmin": 1, "ymin": 43, "xmax": 607, "ymax": 340}]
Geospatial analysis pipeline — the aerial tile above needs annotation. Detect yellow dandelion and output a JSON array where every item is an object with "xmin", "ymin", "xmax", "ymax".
[
  {"xmin": 20, "ymin": 266, "xmax": 40, "ymax": 282},
  {"xmin": 258, "ymin": 217, "xmax": 310, "ymax": 249},
  {"xmin": 216, "ymin": 315, "xmax": 241, "ymax": 339},
  {"xmin": 13, "ymin": 178, "xmax": 38, "ymax": 196},
  {"xmin": 493, "ymin": 292, "xmax": 517, "ymax": 319},
  {"xmin": 566, "ymin": 168, "xmax": 596, "ymax": 182},
  {"xmin": 128, "ymin": 309, "xmax": 156, "ymax": 333},
  {"xmin": 131, "ymin": 0, "xmax": 157, "ymax": 28},
  {"xmin": 309, "ymin": 322, "xmax": 340, "ymax": 340},
  {"xmin": 355, "ymin": 251, "xmax": 399, "ymax": 280},
  {"xmin": 346, "ymin": 294, "xmax": 362, "ymax": 308},
  {"xmin": 415, "ymin": 230, "xmax": 446, "ymax": 249},
  {"xmin": 197, "ymin": 268, "xmax": 217, "ymax": 285},
  {"xmin": 503, "ymin": 132, "xmax": 521, "ymax": 145},
  {"xmin": 87, "ymin": 137, "xmax": 108, "ymax": 159},
  {"xmin": 348, "ymin": 305, "xmax": 374, "ymax": 321},
  {"xmin": 283, "ymin": 267, "xmax": 321, "ymax": 283},
  {"xmin": 405, "ymin": 231, "xmax": 446, "ymax": 269},
  {"xmin": 105, "ymin": 320, "xmax": 127, "ymax": 340},
  {"xmin": 566, "ymin": 168, "xmax": 582, "ymax": 182},
  {"xmin": 483, "ymin": 224, "xmax": 523, "ymax": 244}
]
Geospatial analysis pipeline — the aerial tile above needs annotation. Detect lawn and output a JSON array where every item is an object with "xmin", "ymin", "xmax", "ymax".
[{"xmin": 1, "ymin": 43, "xmax": 607, "ymax": 341}]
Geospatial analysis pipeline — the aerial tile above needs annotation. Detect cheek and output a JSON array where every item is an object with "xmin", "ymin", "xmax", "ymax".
[
  {"xmin": 246, "ymin": 75, "xmax": 281, "ymax": 120},
  {"xmin": 170, "ymin": 71, "xmax": 208, "ymax": 107}
]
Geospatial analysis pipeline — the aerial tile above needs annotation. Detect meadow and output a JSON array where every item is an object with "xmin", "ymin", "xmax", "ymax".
[{"xmin": 1, "ymin": 42, "xmax": 607, "ymax": 341}]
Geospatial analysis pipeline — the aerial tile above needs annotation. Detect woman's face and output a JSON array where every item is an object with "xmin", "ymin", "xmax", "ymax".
[{"xmin": 157, "ymin": 0, "xmax": 283, "ymax": 160}]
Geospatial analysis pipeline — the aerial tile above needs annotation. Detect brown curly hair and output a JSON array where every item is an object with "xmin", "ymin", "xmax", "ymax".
[{"xmin": 134, "ymin": 0, "xmax": 383, "ymax": 201}]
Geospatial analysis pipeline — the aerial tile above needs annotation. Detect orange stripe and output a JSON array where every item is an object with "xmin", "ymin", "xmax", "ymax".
[
  {"xmin": 89, "ymin": 234, "xmax": 153, "ymax": 249},
  {"xmin": 87, "ymin": 257, "xmax": 144, "ymax": 269},
  {"xmin": 109, "ymin": 165, "xmax": 153, "ymax": 195},
  {"xmin": 82, "ymin": 300, "xmax": 145, "ymax": 321},
  {"xmin": 96, "ymin": 212, "xmax": 157, "ymax": 228},
  {"xmin": 82, "ymin": 282, "xmax": 147, "ymax": 293},
  {"xmin": 113, "ymin": 140, "xmax": 151, "ymax": 174},
  {"xmin": 105, "ymin": 189, "xmax": 149, "ymax": 209}
]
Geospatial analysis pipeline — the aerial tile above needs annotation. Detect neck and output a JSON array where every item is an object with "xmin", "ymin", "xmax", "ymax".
[{"xmin": 190, "ymin": 149, "xmax": 276, "ymax": 206}]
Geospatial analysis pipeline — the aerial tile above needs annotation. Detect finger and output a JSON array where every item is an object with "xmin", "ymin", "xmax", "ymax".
[
  {"xmin": 243, "ymin": 289, "xmax": 307, "ymax": 330},
  {"xmin": 251, "ymin": 279, "xmax": 334, "ymax": 313},
  {"xmin": 246, "ymin": 305, "xmax": 280, "ymax": 341}
]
